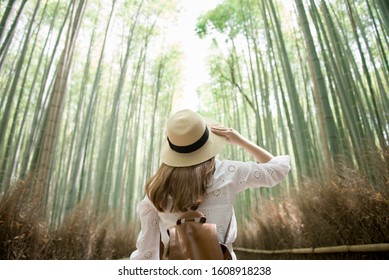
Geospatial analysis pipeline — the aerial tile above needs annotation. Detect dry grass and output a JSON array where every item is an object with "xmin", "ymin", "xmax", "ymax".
[
  {"xmin": 236, "ymin": 148, "xmax": 389, "ymax": 259},
  {"xmin": 0, "ymin": 180, "xmax": 135, "ymax": 260},
  {"xmin": 0, "ymin": 181, "xmax": 48, "ymax": 259}
]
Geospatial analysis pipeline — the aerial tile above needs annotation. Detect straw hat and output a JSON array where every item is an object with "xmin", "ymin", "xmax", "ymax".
[{"xmin": 161, "ymin": 109, "xmax": 226, "ymax": 167}]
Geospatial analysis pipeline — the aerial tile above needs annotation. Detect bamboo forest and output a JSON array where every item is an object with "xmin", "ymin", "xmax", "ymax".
[{"xmin": 0, "ymin": 0, "xmax": 388, "ymax": 260}]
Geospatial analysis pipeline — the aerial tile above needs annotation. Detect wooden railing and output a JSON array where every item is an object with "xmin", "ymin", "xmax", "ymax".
[{"xmin": 234, "ymin": 243, "xmax": 389, "ymax": 255}]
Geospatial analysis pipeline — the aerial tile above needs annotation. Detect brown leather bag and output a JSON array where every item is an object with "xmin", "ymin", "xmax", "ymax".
[{"xmin": 160, "ymin": 210, "xmax": 232, "ymax": 260}]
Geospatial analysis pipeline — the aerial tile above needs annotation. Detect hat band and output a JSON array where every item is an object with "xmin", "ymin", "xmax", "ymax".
[{"xmin": 167, "ymin": 127, "xmax": 209, "ymax": 154}]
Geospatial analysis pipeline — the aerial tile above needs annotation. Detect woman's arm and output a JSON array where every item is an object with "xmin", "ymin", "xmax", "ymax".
[{"xmin": 211, "ymin": 126, "xmax": 274, "ymax": 163}]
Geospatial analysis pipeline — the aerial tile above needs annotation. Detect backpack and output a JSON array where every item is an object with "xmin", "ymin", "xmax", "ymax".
[{"xmin": 160, "ymin": 209, "xmax": 232, "ymax": 260}]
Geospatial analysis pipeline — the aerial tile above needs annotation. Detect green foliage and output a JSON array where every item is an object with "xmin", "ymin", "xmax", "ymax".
[
  {"xmin": 196, "ymin": 0, "xmax": 242, "ymax": 38},
  {"xmin": 0, "ymin": 0, "xmax": 181, "ymax": 225},
  {"xmin": 196, "ymin": 0, "xmax": 389, "ymax": 185},
  {"xmin": 38, "ymin": 0, "xmax": 69, "ymax": 25}
]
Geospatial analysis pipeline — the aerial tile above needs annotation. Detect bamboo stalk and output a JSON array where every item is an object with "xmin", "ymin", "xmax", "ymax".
[{"xmin": 234, "ymin": 243, "xmax": 389, "ymax": 255}]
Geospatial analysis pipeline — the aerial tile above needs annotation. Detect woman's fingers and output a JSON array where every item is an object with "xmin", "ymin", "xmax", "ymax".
[
  {"xmin": 211, "ymin": 126, "xmax": 231, "ymax": 133},
  {"xmin": 211, "ymin": 126, "xmax": 230, "ymax": 136},
  {"xmin": 211, "ymin": 126, "xmax": 240, "ymax": 143}
]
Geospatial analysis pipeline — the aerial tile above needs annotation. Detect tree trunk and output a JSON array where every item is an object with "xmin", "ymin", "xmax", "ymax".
[{"xmin": 33, "ymin": 0, "xmax": 88, "ymax": 212}]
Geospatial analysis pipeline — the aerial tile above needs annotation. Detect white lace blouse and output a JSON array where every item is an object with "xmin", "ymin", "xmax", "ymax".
[{"xmin": 129, "ymin": 155, "xmax": 291, "ymax": 260}]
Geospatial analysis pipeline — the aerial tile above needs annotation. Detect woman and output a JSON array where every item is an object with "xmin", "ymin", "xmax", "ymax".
[{"xmin": 130, "ymin": 109, "xmax": 290, "ymax": 260}]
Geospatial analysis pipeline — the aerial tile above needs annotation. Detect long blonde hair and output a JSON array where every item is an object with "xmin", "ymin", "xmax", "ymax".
[{"xmin": 146, "ymin": 157, "xmax": 215, "ymax": 212}]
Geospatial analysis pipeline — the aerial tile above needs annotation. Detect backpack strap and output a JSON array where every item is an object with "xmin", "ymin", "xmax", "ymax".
[
  {"xmin": 190, "ymin": 204, "xmax": 199, "ymax": 211},
  {"xmin": 177, "ymin": 210, "xmax": 206, "ymax": 224},
  {"xmin": 159, "ymin": 233, "xmax": 164, "ymax": 259},
  {"xmin": 223, "ymin": 213, "xmax": 232, "ymax": 244}
]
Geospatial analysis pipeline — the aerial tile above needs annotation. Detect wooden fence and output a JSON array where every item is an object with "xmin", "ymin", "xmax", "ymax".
[{"xmin": 234, "ymin": 243, "xmax": 389, "ymax": 260}]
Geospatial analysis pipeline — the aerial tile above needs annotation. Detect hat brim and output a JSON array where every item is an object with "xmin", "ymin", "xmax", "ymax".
[{"xmin": 161, "ymin": 117, "xmax": 226, "ymax": 167}]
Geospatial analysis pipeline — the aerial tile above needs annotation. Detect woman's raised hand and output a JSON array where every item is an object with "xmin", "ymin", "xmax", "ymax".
[
  {"xmin": 210, "ymin": 126, "xmax": 244, "ymax": 146},
  {"xmin": 211, "ymin": 126, "xmax": 274, "ymax": 163}
]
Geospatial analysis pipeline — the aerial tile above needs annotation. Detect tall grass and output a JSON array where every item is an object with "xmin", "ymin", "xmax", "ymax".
[
  {"xmin": 0, "ymin": 179, "xmax": 135, "ymax": 260},
  {"xmin": 236, "ymin": 148, "xmax": 389, "ymax": 259}
]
